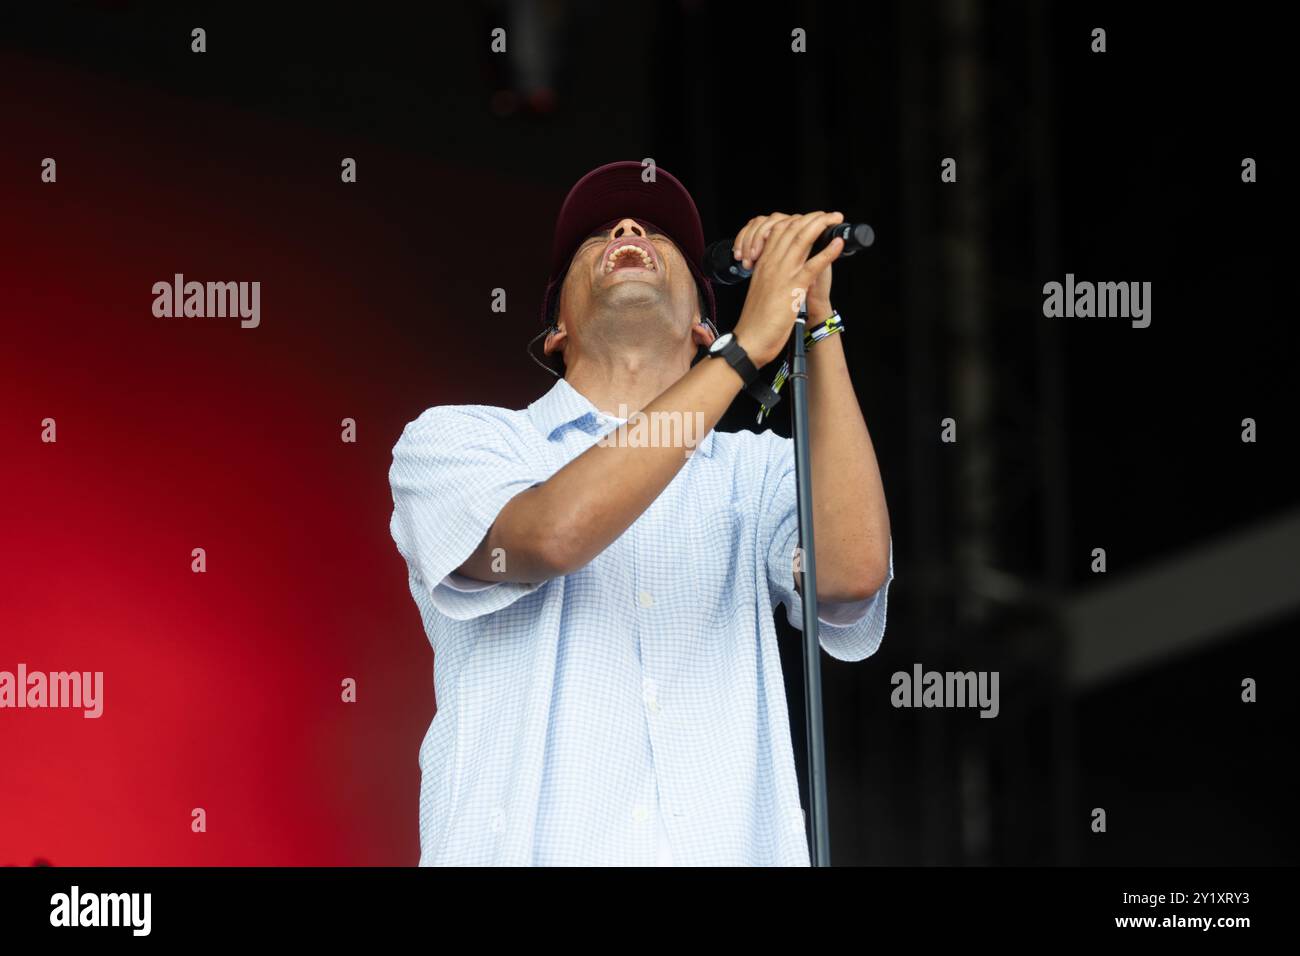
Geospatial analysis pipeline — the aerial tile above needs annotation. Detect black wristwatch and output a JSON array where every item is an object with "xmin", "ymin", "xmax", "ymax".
[
  {"xmin": 706, "ymin": 332, "xmax": 759, "ymax": 385},
  {"xmin": 707, "ymin": 332, "xmax": 782, "ymax": 413}
]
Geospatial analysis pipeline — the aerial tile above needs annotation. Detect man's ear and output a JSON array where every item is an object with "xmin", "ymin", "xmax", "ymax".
[
  {"xmin": 542, "ymin": 323, "xmax": 568, "ymax": 357},
  {"xmin": 691, "ymin": 319, "xmax": 717, "ymax": 349}
]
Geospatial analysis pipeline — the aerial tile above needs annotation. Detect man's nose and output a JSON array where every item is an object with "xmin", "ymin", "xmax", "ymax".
[{"xmin": 608, "ymin": 218, "xmax": 648, "ymax": 241}]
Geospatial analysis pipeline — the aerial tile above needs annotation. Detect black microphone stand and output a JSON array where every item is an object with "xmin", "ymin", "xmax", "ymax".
[{"xmin": 789, "ymin": 293, "xmax": 831, "ymax": 866}]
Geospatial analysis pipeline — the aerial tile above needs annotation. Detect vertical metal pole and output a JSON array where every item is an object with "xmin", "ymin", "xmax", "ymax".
[
  {"xmin": 944, "ymin": 0, "xmax": 994, "ymax": 865},
  {"xmin": 790, "ymin": 298, "xmax": 831, "ymax": 865}
]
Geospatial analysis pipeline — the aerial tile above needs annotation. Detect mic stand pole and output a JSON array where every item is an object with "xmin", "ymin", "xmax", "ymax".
[{"xmin": 789, "ymin": 295, "xmax": 831, "ymax": 866}]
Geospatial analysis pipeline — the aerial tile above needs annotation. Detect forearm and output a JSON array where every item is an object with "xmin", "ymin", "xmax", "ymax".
[
  {"xmin": 805, "ymin": 327, "xmax": 892, "ymax": 602},
  {"xmin": 458, "ymin": 356, "xmax": 743, "ymax": 583}
]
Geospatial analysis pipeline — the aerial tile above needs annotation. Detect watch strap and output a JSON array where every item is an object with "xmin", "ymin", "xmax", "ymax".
[
  {"xmin": 722, "ymin": 341, "xmax": 758, "ymax": 385},
  {"xmin": 745, "ymin": 379, "xmax": 781, "ymax": 411},
  {"xmin": 709, "ymin": 333, "xmax": 782, "ymax": 415}
]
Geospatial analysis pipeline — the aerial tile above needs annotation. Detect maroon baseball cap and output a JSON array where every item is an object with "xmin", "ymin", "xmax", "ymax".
[{"xmin": 540, "ymin": 160, "xmax": 716, "ymax": 327}]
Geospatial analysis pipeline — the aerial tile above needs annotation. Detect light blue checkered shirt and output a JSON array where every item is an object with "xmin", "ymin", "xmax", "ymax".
[{"xmin": 388, "ymin": 376, "xmax": 893, "ymax": 866}]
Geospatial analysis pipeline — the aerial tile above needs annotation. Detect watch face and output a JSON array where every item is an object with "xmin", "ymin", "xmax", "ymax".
[{"xmin": 710, "ymin": 332, "xmax": 733, "ymax": 355}]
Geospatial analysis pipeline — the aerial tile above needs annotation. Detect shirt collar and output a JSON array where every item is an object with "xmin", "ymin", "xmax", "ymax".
[{"xmin": 527, "ymin": 377, "xmax": 715, "ymax": 457}]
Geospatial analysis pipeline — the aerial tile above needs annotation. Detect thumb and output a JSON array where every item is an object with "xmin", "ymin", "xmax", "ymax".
[{"xmin": 800, "ymin": 236, "xmax": 844, "ymax": 284}]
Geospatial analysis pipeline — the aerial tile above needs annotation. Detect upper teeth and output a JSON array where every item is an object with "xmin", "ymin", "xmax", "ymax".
[{"xmin": 606, "ymin": 245, "xmax": 655, "ymax": 273}]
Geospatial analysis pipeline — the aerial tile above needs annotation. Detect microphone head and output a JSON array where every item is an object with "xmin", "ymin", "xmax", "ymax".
[
  {"xmin": 703, "ymin": 240, "xmax": 753, "ymax": 286},
  {"xmin": 837, "ymin": 223, "xmax": 875, "ymax": 256}
]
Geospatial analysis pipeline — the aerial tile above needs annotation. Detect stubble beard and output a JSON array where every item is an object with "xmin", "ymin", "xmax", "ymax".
[{"xmin": 586, "ymin": 280, "xmax": 679, "ymax": 351}]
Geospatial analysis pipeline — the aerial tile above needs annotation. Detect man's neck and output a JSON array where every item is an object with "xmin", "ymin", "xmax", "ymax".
[{"xmin": 562, "ymin": 345, "xmax": 693, "ymax": 419}]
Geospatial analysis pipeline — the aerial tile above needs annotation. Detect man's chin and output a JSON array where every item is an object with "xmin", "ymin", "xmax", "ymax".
[{"xmin": 595, "ymin": 281, "xmax": 669, "ymax": 314}]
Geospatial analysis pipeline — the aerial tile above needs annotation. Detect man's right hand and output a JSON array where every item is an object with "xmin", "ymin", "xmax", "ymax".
[{"xmin": 731, "ymin": 210, "xmax": 846, "ymax": 366}]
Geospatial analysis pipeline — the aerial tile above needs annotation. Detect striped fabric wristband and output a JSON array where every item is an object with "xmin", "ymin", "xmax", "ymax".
[
  {"xmin": 756, "ymin": 311, "xmax": 844, "ymax": 423},
  {"xmin": 805, "ymin": 311, "xmax": 844, "ymax": 347}
]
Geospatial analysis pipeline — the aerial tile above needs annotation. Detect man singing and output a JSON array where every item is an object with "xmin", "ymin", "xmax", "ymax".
[{"xmin": 388, "ymin": 161, "xmax": 893, "ymax": 866}]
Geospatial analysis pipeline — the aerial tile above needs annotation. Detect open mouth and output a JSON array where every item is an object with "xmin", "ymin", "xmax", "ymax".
[{"xmin": 601, "ymin": 238, "xmax": 659, "ymax": 275}]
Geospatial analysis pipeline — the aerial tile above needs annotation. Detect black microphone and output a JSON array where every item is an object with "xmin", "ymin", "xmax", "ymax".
[{"xmin": 703, "ymin": 222, "xmax": 875, "ymax": 285}]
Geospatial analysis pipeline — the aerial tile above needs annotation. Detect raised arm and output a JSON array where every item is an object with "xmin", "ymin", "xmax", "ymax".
[{"xmin": 731, "ymin": 211, "xmax": 891, "ymax": 603}]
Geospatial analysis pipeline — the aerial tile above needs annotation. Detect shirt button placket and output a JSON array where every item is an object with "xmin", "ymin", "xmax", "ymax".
[{"xmin": 631, "ymin": 521, "xmax": 663, "ymax": 862}]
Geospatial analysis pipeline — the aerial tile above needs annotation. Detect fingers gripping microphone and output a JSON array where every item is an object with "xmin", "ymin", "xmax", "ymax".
[{"xmin": 703, "ymin": 222, "xmax": 875, "ymax": 285}]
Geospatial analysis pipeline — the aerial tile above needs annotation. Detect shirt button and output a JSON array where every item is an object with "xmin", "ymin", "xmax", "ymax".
[
  {"xmin": 642, "ymin": 678, "xmax": 660, "ymax": 713},
  {"xmin": 490, "ymin": 808, "xmax": 504, "ymax": 833},
  {"xmin": 631, "ymin": 805, "xmax": 650, "ymax": 824},
  {"xmin": 638, "ymin": 591, "xmax": 654, "ymax": 608}
]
